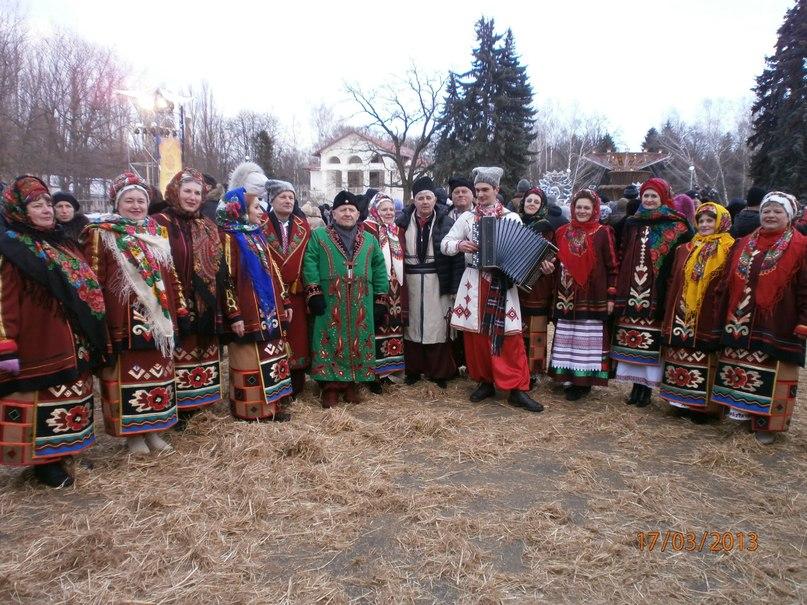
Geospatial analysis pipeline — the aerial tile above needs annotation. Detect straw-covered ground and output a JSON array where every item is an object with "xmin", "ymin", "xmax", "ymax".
[{"xmin": 0, "ymin": 365, "xmax": 805, "ymax": 604}]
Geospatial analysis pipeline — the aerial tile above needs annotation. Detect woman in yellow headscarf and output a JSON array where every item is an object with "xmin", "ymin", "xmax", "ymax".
[{"xmin": 659, "ymin": 202, "xmax": 734, "ymax": 421}]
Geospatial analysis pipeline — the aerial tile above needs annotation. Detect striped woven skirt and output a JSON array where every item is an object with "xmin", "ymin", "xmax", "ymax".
[
  {"xmin": 374, "ymin": 279, "xmax": 404, "ymax": 377},
  {"xmin": 228, "ymin": 339, "xmax": 293, "ymax": 420},
  {"xmin": 173, "ymin": 334, "xmax": 222, "ymax": 411},
  {"xmin": 0, "ymin": 372, "xmax": 95, "ymax": 466},
  {"xmin": 100, "ymin": 349, "xmax": 177, "ymax": 436},
  {"xmin": 522, "ymin": 315, "xmax": 548, "ymax": 376},
  {"xmin": 659, "ymin": 347, "xmax": 722, "ymax": 415},
  {"xmin": 612, "ymin": 316, "xmax": 663, "ymax": 387},
  {"xmin": 549, "ymin": 319, "xmax": 609, "ymax": 386},
  {"xmin": 711, "ymin": 347, "xmax": 798, "ymax": 433}
]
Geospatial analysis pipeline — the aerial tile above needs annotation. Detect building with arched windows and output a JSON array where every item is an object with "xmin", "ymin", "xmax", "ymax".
[{"xmin": 309, "ymin": 130, "xmax": 416, "ymax": 202}]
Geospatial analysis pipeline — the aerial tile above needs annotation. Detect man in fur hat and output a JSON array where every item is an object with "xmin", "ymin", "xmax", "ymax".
[
  {"xmin": 442, "ymin": 167, "xmax": 550, "ymax": 413},
  {"xmin": 448, "ymin": 176, "xmax": 475, "ymax": 221},
  {"xmin": 303, "ymin": 191, "xmax": 389, "ymax": 408},
  {"xmin": 396, "ymin": 176, "xmax": 464, "ymax": 387},
  {"xmin": 263, "ymin": 179, "xmax": 312, "ymax": 397}
]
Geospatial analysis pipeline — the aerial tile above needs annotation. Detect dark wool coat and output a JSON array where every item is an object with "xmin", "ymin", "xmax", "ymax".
[{"xmin": 395, "ymin": 203, "xmax": 464, "ymax": 296}]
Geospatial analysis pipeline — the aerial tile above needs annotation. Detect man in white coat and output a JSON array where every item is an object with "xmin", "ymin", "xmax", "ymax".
[{"xmin": 441, "ymin": 167, "xmax": 549, "ymax": 413}]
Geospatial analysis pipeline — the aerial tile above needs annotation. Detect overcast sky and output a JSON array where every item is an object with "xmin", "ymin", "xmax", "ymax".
[{"xmin": 26, "ymin": 0, "xmax": 793, "ymax": 150}]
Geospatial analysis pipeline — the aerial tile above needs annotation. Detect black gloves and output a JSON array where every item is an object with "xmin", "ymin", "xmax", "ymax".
[{"xmin": 308, "ymin": 294, "xmax": 326, "ymax": 316}]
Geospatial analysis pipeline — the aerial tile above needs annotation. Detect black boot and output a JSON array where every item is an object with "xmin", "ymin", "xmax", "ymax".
[
  {"xmin": 368, "ymin": 381, "xmax": 383, "ymax": 395},
  {"xmin": 565, "ymin": 385, "xmax": 591, "ymax": 401},
  {"xmin": 404, "ymin": 374, "xmax": 420, "ymax": 386},
  {"xmin": 469, "ymin": 382, "xmax": 496, "ymax": 402},
  {"xmin": 508, "ymin": 390, "xmax": 544, "ymax": 413},
  {"xmin": 634, "ymin": 385, "xmax": 652, "ymax": 407},
  {"xmin": 431, "ymin": 378, "xmax": 448, "ymax": 389},
  {"xmin": 626, "ymin": 383, "xmax": 640, "ymax": 405},
  {"xmin": 33, "ymin": 460, "xmax": 73, "ymax": 488}
]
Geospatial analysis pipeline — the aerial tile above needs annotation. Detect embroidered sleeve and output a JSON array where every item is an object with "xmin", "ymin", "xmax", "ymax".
[
  {"xmin": 369, "ymin": 238, "xmax": 390, "ymax": 299},
  {"xmin": 167, "ymin": 263, "xmax": 189, "ymax": 318},
  {"xmin": 82, "ymin": 228, "xmax": 105, "ymax": 285},
  {"xmin": 604, "ymin": 226, "xmax": 619, "ymax": 297},
  {"xmin": 302, "ymin": 232, "xmax": 324, "ymax": 301},
  {"xmin": 440, "ymin": 214, "xmax": 467, "ymax": 256},
  {"xmin": 220, "ymin": 233, "xmax": 242, "ymax": 322},
  {"xmin": 0, "ymin": 258, "xmax": 20, "ymax": 354}
]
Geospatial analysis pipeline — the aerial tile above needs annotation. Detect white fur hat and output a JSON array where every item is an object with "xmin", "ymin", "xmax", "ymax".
[
  {"xmin": 229, "ymin": 161, "xmax": 267, "ymax": 196},
  {"xmin": 472, "ymin": 166, "xmax": 504, "ymax": 188}
]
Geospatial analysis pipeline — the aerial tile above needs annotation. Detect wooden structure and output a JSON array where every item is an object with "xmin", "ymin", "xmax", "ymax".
[{"xmin": 582, "ymin": 151, "xmax": 670, "ymax": 202}]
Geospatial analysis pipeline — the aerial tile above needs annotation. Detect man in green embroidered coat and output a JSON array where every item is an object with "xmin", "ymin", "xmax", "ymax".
[{"xmin": 303, "ymin": 191, "xmax": 389, "ymax": 408}]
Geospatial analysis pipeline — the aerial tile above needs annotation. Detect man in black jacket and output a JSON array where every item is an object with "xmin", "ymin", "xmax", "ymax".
[
  {"xmin": 396, "ymin": 176, "xmax": 464, "ymax": 387},
  {"xmin": 730, "ymin": 186, "xmax": 766, "ymax": 238}
]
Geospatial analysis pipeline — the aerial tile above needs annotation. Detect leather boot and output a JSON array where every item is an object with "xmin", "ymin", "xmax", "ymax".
[
  {"xmin": 634, "ymin": 385, "xmax": 652, "ymax": 407},
  {"xmin": 321, "ymin": 384, "xmax": 339, "ymax": 409},
  {"xmin": 367, "ymin": 380, "xmax": 383, "ymax": 395},
  {"xmin": 33, "ymin": 460, "xmax": 74, "ymax": 488},
  {"xmin": 508, "ymin": 390, "xmax": 544, "ymax": 413},
  {"xmin": 626, "ymin": 383, "xmax": 640, "ymax": 405},
  {"xmin": 469, "ymin": 382, "xmax": 496, "ymax": 402},
  {"xmin": 343, "ymin": 382, "xmax": 363, "ymax": 404}
]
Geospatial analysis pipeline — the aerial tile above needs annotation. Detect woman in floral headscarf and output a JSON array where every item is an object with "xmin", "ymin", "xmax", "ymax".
[
  {"xmin": 153, "ymin": 169, "xmax": 236, "ymax": 425},
  {"xmin": 549, "ymin": 190, "xmax": 619, "ymax": 401},
  {"xmin": 660, "ymin": 202, "xmax": 734, "ymax": 421},
  {"xmin": 84, "ymin": 172, "xmax": 188, "ymax": 455},
  {"xmin": 711, "ymin": 192, "xmax": 807, "ymax": 444},
  {"xmin": 362, "ymin": 191, "xmax": 405, "ymax": 394},
  {"xmin": 612, "ymin": 178, "xmax": 693, "ymax": 407},
  {"xmin": 0, "ymin": 176, "xmax": 109, "ymax": 487},
  {"xmin": 517, "ymin": 187, "xmax": 556, "ymax": 385},
  {"xmin": 217, "ymin": 188, "xmax": 293, "ymax": 422}
]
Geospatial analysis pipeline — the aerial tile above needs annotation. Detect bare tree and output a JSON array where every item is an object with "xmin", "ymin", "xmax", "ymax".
[
  {"xmin": 345, "ymin": 65, "xmax": 445, "ymax": 201},
  {"xmin": 529, "ymin": 101, "xmax": 609, "ymax": 190},
  {"xmin": 654, "ymin": 100, "xmax": 752, "ymax": 201},
  {"xmin": 0, "ymin": 2, "xmax": 27, "ymax": 180}
]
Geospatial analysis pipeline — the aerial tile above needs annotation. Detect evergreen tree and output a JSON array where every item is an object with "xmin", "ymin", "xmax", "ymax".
[
  {"xmin": 748, "ymin": 0, "xmax": 807, "ymax": 196},
  {"xmin": 433, "ymin": 17, "xmax": 536, "ymax": 192},
  {"xmin": 595, "ymin": 133, "xmax": 616, "ymax": 153},
  {"xmin": 432, "ymin": 73, "xmax": 466, "ymax": 184},
  {"xmin": 253, "ymin": 129, "xmax": 275, "ymax": 176},
  {"xmin": 642, "ymin": 127, "xmax": 662, "ymax": 152}
]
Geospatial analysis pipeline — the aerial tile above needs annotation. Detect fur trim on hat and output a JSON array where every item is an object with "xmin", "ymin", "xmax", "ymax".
[
  {"xmin": 333, "ymin": 190, "xmax": 359, "ymax": 209},
  {"xmin": 228, "ymin": 162, "xmax": 266, "ymax": 196},
  {"xmin": 265, "ymin": 179, "xmax": 295, "ymax": 202},
  {"xmin": 472, "ymin": 166, "xmax": 504, "ymax": 188}
]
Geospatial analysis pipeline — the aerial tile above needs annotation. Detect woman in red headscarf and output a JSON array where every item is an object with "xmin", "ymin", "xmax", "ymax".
[
  {"xmin": 0, "ymin": 176, "xmax": 109, "ymax": 487},
  {"xmin": 153, "ymin": 169, "xmax": 237, "ymax": 426},
  {"xmin": 84, "ymin": 172, "xmax": 188, "ymax": 455},
  {"xmin": 612, "ymin": 178, "xmax": 693, "ymax": 407},
  {"xmin": 548, "ymin": 190, "xmax": 619, "ymax": 401},
  {"xmin": 711, "ymin": 192, "xmax": 807, "ymax": 444}
]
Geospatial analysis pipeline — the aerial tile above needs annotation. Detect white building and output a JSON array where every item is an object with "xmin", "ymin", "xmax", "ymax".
[{"xmin": 309, "ymin": 130, "xmax": 417, "ymax": 203}]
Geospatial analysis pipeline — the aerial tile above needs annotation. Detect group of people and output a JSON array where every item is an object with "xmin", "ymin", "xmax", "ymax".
[{"xmin": 0, "ymin": 160, "xmax": 803, "ymax": 488}]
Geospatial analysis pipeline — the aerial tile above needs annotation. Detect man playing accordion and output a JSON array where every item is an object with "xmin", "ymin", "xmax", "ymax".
[{"xmin": 442, "ymin": 166, "xmax": 552, "ymax": 413}]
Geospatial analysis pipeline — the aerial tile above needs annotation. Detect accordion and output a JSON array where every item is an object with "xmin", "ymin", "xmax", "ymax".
[{"xmin": 476, "ymin": 216, "xmax": 557, "ymax": 289}]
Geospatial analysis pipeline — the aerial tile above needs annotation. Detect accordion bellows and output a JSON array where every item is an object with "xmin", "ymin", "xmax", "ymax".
[{"xmin": 477, "ymin": 216, "xmax": 557, "ymax": 289}]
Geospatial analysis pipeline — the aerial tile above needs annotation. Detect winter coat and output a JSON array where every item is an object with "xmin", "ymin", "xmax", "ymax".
[{"xmin": 395, "ymin": 203, "xmax": 464, "ymax": 295}]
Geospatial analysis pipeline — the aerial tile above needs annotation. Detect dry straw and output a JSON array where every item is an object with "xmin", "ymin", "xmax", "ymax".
[{"xmin": 0, "ymin": 367, "xmax": 804, "ymax": 603}]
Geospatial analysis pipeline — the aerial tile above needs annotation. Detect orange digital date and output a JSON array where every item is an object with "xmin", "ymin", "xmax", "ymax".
[{"xmin": 637, "ymin": 531, "xmax": 759, "ymax": 553}]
